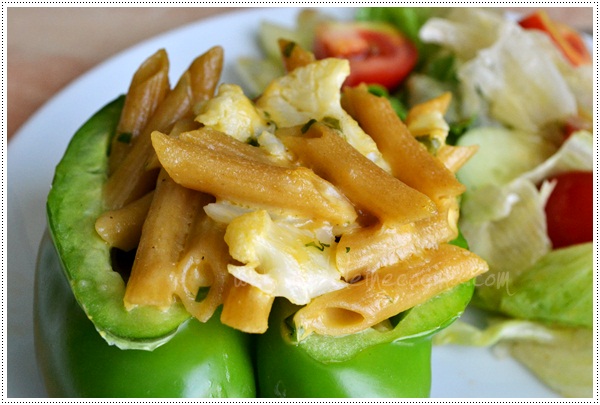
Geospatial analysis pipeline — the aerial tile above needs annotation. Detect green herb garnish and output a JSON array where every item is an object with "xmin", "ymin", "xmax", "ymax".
[
  {"xmin": 305, "ymin": 241, "xmax": 330, "ymax": 251},
  {"xmin": 283, "ymin": 41, "xmax": 296, "ymax": 58},
  {"xmin": 301, "ymin": 119, "xmax": 317, "ymax": 133}
]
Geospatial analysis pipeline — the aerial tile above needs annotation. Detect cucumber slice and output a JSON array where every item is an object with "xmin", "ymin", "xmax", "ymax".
[{"xmin": 456, "ymin": 126, "xmax": 556, "ymax": 191}]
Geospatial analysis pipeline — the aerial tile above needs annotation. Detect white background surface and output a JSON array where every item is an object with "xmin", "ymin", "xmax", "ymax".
[{"xmin": 7, "ymin": 7, "xmax": 558, "ymax": 398}]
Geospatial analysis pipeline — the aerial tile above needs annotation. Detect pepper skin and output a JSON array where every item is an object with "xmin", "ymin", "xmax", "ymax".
[
  {"xmin": 256, "ymin": 234, "xmax": 473, "ymax": 398},
  {"xmin": 256, "ymin": 300, "xmax": 432, "ymax": 398},
  {"xmin": 34, "ymin": 97, "xmax": 255, "ymax": 398},
  {"xmin": 34, "ymin": 230, "xmax": 256, "ymax": 398}
]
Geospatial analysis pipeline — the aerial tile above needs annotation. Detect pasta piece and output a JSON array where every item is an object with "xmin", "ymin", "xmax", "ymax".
[
  {"xmin": 104, "ymin": 46, "xmax": 224, "ymax": 210},
  {"xmin": 145, "ymin": 118, "xmax": 200, "ymax": 171},
  {"xmin": 151, "ymin": 130, "xmax": 357, "ymax": 225},
  {"xmin": 180, "ymin": 127, "xmax": 287, "ymax": 167},
  {"xmin": 336, "ymin": 196, "xmax": 460, "ymax": 279},
  {"xmin": 109, "ymin": 49, "xmax": 170, "ymax": 174},
  {"xmin": 95, "ymin": 191, "xmax": 154, "ymax": 251},
  {"xmin": 175, "ymin": 202, "xmax": 235, "ymax": 322},
  {"xmin": 341, "ymin": 85, "xmax": 465, "ymax": 201},
  {"xmin": 187, "ymin": 46, "xmax": 225, "ymax": 115},
  {"xmin": 406, "ymin": 92, "xmax": 452, "ymax": 126},
  {"xmin": 104, "ymin": 74, "xmax": 192, "ymax": 210},
  {"xmin": 280, "ymin": 122, "xmax": 436, "ymax": 225},
  {"xmin": 221, "ymin": 280, "xmax": 275, "ymax": 334},
  {"xmin": 436, "ymin": 144, "xmax": 479, "ymax": 173},
  {"xmin": 123, "ymin": 169, "xmax": 206, "ymax": 310},
  {"xmin": 293, "ymin": 243, "xmax": 488, "ymax": 337},
  {"xmin": 405, "ymin": 92, "xmax": 452, "ymax": 145},
  {"xmin": 278, "ymin": 39, "xmax": 315, "ymax": 72}
]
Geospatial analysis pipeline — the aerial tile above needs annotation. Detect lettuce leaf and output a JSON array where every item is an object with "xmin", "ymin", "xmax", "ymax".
[
  {"xmin": 434, "ymin": 317, "xmax": 593, "ymax": 397},
  {"xmin": 500, "ymin": 242, "xmax": 593, "ymax": 328},
  {"xmin": 460, "ymin": 178, "xmax": 553, "ymax": 311}
]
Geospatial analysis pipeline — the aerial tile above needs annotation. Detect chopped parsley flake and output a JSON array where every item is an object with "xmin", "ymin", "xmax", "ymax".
[
  {"xmin": 301, "ymin": 118, "xmax": 317, "ymax": 134},
  {"xmin": 305, "ymin": 241, "xmax": 330, "ymax": 251}
]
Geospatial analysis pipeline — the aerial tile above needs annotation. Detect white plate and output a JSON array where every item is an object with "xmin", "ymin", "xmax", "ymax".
[{"xmin": 7, "ymin": 7, "xmax": 559, "ymax": 398}]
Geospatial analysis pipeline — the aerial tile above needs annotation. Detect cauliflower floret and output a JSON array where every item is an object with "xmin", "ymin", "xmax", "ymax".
[
  {"xmin": 196, "ymin": 83, "xmax": 270, "ymax": 143},
  {"xmin": 256, "ymin": 130, "xmax": 292, "ymax": 162},
  {"xmin": 224, "ymin": 209, "xmax": 346, "ymax": 305},
  {"xmin": 255, "ymin": 58, "xmax": 391, "ymax": 172}
]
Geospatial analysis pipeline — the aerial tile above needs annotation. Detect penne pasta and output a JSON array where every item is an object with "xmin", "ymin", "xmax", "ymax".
[
  {"xmin": 180, "ymin": 127, "xmax": 287, "ymax": 167},
  {"xmin": 187, "ymin": 46, "xmax": 226, "ymax": 115},
  {"xmin": 104, "ymin": 46, "xmax": 224, "ymax": 210},
  {"xmin": 95, "ymin": 191, "xmax": 154, "ymax": 252},
  {"xmin": 336, "ymin": 196, "xmax": 460, "ymax": 280},
  {"xmin": 151, "ymin": 130, "xmax": 357, "ymax": 225},
  {"xmin": 293, "ymin": 243, "xmax": 488, "ymax": 337},
  {"xmin": 280, "ymin": 122, "xmax": 437, "ymax": 225},
  {"xmin": 123, "ymin": 169, "xmax": 206, "ymax": 310},
  {"xmin": 436, "ymin": 144, "xmax": 479, "ymax": 173},
  {"xmin": 406, "ymin": 92, "xmax": 452, "ymax": 126},
  {"xmin": 278, "ymin": 38, "xmax": 316, "ymax": 72},
  {"xmin": 405, "ymin": 92, "xmax": 452, "ymax": 144},
  {"xmin": 145, "ymin": 118, "xmax": 200, "ymax": 171},
  {"xmin": 221, "ymin": 280, "xmax": 275, "ymax": 334},
  {"xmin": 175, "ymin": 203, "xmax": 235, "ymax": 323},
  {"xmin": 91, "ymin": 45, "xmax": 487, "ymax": 341},
  {"xmin": 341, "ymin": 85, "xmax": 465, "ymax": 201},
  {"xmin": 109, "ymin": 49, "xmax": 170, "ymax": 174}
]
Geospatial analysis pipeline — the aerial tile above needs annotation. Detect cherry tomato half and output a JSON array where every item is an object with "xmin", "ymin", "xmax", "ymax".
[
  {"xmin": 314, "ymin": 21, "xmax": 418, "ymax": 90},
  {"xmin": 519, "ymin": 11, "xmax": 592, "ymax": 67},
  {"xmin": 544, "ymin": 171, "xmax": 593, "ymax": 249}
]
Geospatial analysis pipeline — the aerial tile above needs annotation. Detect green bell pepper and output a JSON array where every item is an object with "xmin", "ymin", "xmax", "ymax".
[
  {"xmin": 257, "ymin": 264, "xmax": 473, "ymax": 398},
  {"xmin": 44, "ymin": 96, "xmax": 189, "ymax": 349},
  {"xmin": 256, "ymin": 298, "xmax": 432, "ymax": 398},
  {"xmin": 36, "ymin": 96, "xmax": 255, "ymax": 397},
  {"xmin": 34, "ymin": 96, "xmax": 475, "ymax": 398},
  {"xmin": 35, "ymin": 230, "xmax": 256, "ymax": 397}
]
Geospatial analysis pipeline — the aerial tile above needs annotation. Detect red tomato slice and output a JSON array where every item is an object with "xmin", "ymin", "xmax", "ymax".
[
  {"xmin": 519, "ymin": 11, "xmax": 592, "ymax": 66},
  {"xmin": 544, "ymin": 171, "xmax": 593, "ymax": 249},
  {"xmin": 314, "ymin": 21, "xmax": 418, "ymax": 90}
]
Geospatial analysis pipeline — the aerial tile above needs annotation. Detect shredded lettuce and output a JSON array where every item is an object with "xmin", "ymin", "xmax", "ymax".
[
  {"xmin": 357, "ymin": 8, "xmax": 594, "ymax": 398},
  {"xmin": 520, "ymin": 131, "xmax": 594, "ymax": 184},
  {"xmin": 460, "ymin": 178, "xmax": 553, "ymax": 311},
  {"xmin": 419, "ymin": 8, "xmax": 591, "ymax": 134},
  {"xmin": 459, "ymin": 130, "xmax": 593, "ymax": 311},
  {"xmin": 434, "ymin": 317, "xmax": 593, "ymax": 397},
  {"xmin": 411, "ymin": 8, "xmax": 593, "ymax": 397}
]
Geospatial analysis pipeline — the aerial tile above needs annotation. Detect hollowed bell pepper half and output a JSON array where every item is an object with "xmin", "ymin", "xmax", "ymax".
[{"xmin": 34, "ymin": 97, "xmax": 475, "ymax": 398}]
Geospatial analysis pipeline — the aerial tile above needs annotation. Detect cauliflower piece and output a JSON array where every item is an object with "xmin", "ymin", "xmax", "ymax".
[
  {"xmin": 256, "ymin": 130, "xmax": 292, "ymax": 162},
  {"xmin": 224, "ymin": 209, "xmax": 346, "ymax": 305},
  {"xmin": 196, "ymin": 83, "xmax": 270, "ymax": 143},
  {"xmin": 255, "ymin": 58, "xmax": 391, "ymax": 172}
]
